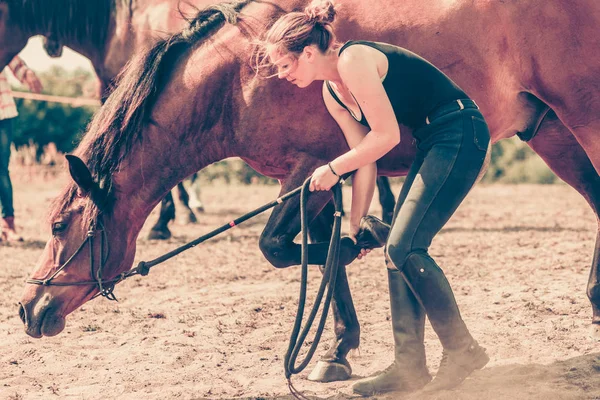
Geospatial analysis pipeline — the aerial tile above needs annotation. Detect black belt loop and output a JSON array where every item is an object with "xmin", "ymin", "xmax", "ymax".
[{"xmin": 425, "ymin": 99, "xmax": 478, "ymax": 126}]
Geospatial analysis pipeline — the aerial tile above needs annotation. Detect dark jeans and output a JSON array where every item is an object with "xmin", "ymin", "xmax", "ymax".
[
  {"xmin": 386, "ymin": 101, "xmax": 490, "ymax": 270},
  {"xmin": 0, "ymin": 118, "xmax": 14, "ymax": 218}
]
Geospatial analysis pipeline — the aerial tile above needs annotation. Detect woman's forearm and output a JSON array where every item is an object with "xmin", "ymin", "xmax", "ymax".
[
  {"xmin": 330, "ymin": 129, "xmax": 399, "ymax": 176},
  {"xmin": 350, "ymin": 163, "xmax": 377, "ymax": 232}
]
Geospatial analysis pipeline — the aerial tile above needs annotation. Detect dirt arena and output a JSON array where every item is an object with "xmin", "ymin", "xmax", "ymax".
[{"xmin": 1, "ymin": 171, "xmax": 599, "ymax": 399}]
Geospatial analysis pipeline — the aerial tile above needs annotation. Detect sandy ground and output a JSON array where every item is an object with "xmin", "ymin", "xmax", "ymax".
[{"xmin": 0, "ymin": 170, "xmax": 599, "ymax": 400}]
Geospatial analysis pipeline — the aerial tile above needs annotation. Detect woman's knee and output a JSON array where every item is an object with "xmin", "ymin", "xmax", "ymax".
[
  {"xmin": 384, "ymin": 242, "xmax": 411, "ymax": 270},
  {"xmin": 385, "ymin": 243, "xmax": 439, "ymax": 273}
]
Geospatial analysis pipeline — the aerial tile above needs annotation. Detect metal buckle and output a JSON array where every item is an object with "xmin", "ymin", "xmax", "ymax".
[{"xmin": 457, "ymin": 99, "xmax": 465, "ymax": 110}]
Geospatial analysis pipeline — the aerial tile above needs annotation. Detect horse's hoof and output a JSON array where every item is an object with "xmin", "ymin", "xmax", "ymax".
[
  {"xmin": 339, "ymin": 237, "xmax": 362, "ymax": 265},
  {"xmin": 356, "ymin": 215, "xmax": 390, "ymax": 249},
  {"xmin": 307, "ymin": 360, "xmax": 352, "ymax": 382},
  {"xmin": 179, "ymin": 211, "xmax": 197, "ymax": 225},
  {"xmin": 147, "ymin": 228, "xmax": 171, "ymax": 241}
]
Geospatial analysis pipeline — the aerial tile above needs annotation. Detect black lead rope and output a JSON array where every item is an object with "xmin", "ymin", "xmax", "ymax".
[
  {"xmin": 119, "ymin": 177, "xmax": 344, "ymax": 398},
  {"xmin": 133, "ymin": 183, "xmax": 305, "ymax": 276},
  {"xmin": 284, "ymin": 179, "xmax": 344, "ymax": 399}
]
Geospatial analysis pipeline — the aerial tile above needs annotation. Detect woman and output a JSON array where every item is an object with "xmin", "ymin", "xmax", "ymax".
[{"xmin": 259, "ymin": 0, "xmax": 491, "ymax": 396}]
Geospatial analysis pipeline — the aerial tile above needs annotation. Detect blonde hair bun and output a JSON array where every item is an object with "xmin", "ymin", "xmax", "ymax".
[{"xmin": 305, "ymin": 0, "xmax": 336, "ymax": 25}]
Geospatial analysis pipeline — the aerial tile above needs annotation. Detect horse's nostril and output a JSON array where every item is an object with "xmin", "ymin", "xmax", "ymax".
[{"xmin": 18, "ymin": 302, "xmax": 26, "ymax": 324}]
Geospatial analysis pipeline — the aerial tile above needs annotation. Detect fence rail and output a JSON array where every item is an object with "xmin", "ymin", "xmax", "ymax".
[{"xmin": 12, "ymin": 91, "xmax": 101, "ymax": 107}]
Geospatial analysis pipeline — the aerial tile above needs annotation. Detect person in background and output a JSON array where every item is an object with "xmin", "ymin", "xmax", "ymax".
[{"xmin": 0, "ymin": 55, "xmax": 43, "ymax": 242}]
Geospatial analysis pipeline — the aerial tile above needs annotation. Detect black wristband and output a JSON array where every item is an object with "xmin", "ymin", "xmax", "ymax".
[{"xmin": 328, "ymin": 162, "xmax": 340, "ymax": 178}]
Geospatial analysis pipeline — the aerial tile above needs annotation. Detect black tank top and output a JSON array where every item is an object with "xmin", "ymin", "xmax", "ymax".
[{"xmin": 325, "ymin": 40, "xmax": 468, "ymax": 130}]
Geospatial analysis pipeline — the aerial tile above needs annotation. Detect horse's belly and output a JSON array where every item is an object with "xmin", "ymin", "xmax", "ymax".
[{"xmin": 483, "ymin": 90, "xmax": 551, "ymax": 144}]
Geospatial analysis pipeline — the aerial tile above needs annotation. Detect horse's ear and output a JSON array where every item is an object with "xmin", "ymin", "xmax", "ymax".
[{"xmin": 66, "ymin": 155, "xmax": 96, "ymax": 195}]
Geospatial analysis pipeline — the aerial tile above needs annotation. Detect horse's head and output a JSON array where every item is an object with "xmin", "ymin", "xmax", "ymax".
[
  {"xmin": 0, "ymin": 1, "xmax": 29, "ymax": 66},
  {"xmin": 19, "ymin": 155, "xmax": 138, "ymax": 338},
  {"xmin": 17, "ymin": 0, "xmax": 275, "ymax": 338}
]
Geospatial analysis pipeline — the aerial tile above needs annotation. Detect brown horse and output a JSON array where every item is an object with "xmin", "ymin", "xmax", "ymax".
[
  {"xmin": 16, "ymin": 0, "xmax": 600, "ymax": 383},
  {"xmin": 0, "ymin": 0, "xmax": 212, "ymax": 235},
  {"xmin": 0, "ymin": 0, "xmax": 210, "ymax": 93},
  {"xmin": 0, "ymin": 0, "xmax": 396, "ymax": 238}
]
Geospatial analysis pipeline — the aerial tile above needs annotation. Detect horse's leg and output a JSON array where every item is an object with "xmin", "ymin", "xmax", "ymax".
[
  {"xmin": 528, "ymin": 111, "xmax": 600, "ymax": 336},
  {"xmin": 175, "ymin": 181, "xmax": 197, "ymax": 225},
  {"xmin": 146, "ymin": 191, "xmax": 175, "ymax": 240},
  {"xmin": 376, "ymin": 176, "xmax": 395, "ymax": 224},
  {"xmin": 558, "ymin": 120, "xmax": 600, "ymax": 176},
  {"xmin": 305, "ymin": 200, "xmax": 360, "ymax": 382},
  {"xmin": 534, "ymin": 63, "xmax": 600, "ymax": 177},
  {"xmin": 188, "ymin": 172, "xmax": 205, "ymax": 213},
  {"xmin": 259, "ymin": 174, "xmax": 362, "ymax": 382}
]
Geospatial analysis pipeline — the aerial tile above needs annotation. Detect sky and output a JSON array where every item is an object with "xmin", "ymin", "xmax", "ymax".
[{"xmin": 19, "ymin": 36, "xmax": 95, "ymax": 73}]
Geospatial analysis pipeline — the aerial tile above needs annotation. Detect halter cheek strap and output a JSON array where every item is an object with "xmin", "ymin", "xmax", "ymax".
[{"xmin": 25, "ymin": 219, "xmax": 124, "ymax": 301}]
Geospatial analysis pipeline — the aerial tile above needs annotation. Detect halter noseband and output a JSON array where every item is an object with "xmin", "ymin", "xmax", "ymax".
[{"xmin": 26, "ymin": 218, "xmax": 124, "ymax": 301}]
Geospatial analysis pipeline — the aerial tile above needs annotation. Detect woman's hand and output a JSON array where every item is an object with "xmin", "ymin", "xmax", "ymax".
[
  {"xmin": 309, "ymin": 164, "xmax": 339, "ymax": 192},
  {"xmin": 349, "ymin": 222, "xmax": 371, "ymax": 260}
]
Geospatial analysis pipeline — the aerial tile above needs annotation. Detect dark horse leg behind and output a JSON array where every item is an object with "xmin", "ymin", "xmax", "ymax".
[
  {"xmin": 305, "ymin": 199, "xmax": 361, "ymax": 381},
  {"xmin": 257, "ymin": 159, "xmax": 375, "ymax": 382},
  {"xmin": 527, "ymin": 111, "xmax": 600, "ymax": 335},
  {"xmin": 147, "ymin": 179, "xmax": 199, "ymax": 240}
]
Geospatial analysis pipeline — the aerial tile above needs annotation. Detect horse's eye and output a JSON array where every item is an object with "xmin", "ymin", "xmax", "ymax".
[{"xmin": 52, "ymin": 222, "xmax": 68, "ymax": 234}]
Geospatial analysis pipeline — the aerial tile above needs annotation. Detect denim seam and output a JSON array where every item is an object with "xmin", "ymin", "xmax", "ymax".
[
  {"xmin": 471, "ymin": 116, "xmax": 489, "ymax": 152},
  {"xmin": 401, "ymin": 116, "xmax": 463, "ymax": 268}
]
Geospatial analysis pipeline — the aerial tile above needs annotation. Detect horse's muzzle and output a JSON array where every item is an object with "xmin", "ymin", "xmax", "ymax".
[{"xmin": 18, "ymin": 298, "xmax": 66, "ymax": 338}]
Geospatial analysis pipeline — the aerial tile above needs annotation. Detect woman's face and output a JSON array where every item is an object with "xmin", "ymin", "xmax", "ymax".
[{"xmin": 269, "ymin": 47, "xmax": 315, "ymax": 88}]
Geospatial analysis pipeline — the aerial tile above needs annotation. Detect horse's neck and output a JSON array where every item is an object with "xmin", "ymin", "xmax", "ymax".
[
  {"xmin": 109, "ymin": 59, "xmax": 238, "ymax": 222},
  {"xmin": 110, "ymin": 122, "xmax": 229, "ymax": 225}
]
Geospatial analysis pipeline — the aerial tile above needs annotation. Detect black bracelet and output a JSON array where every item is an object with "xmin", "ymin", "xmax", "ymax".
[{"xmin": 328, "ymin": 162, "xmax": 340, "ymax": 178}]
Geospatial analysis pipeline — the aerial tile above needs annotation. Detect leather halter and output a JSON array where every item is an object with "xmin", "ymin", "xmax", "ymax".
[{"xmin": 25, "ymin": 218, "xmax": 124, "ymax": 301}]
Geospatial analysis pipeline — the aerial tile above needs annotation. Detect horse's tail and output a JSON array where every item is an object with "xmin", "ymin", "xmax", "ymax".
[{"xmin": 82, "ymin": 0, "xmax": 250, "ymax": 178}]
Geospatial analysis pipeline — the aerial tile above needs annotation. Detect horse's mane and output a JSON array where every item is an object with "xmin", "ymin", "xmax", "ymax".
[
  {"xmin": 8, "ymin": 0, "xmax": 115, "ymax": 52},
  {"xmin": 49, "ymin": 0, "xmax": 252, "ymax": 224}
]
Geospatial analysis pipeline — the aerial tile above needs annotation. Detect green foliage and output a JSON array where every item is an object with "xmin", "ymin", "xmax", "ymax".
[
  {"xmin": 481, "ymin": 137, "xmax": 559, "ymax": 184},
  {"xmin": 35, "ymin": 66, "xmax": 97, "ymax": 98},
  {"xmin": 11, "ymin": 66, "xmax": 97, "ymax": 159},
  {"xmin": 198, "ymin": 159, "xmax": 278, "ymax": 185},
  {"xmin": 13, "ymin": 99, "xmax": 95, "ymax": 157}
]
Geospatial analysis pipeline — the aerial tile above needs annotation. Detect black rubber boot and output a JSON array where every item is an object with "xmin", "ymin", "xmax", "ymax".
[
  {"xmin": 400, "ymin": 251, "xmax": 489, "ymax": 392},
  {"xmin": 353, "ymin": 269, "xmax": 432, "ymax": 396},
  {"xmin": 422, "ymin": 340, "xmax": 489, "ymax": 392}
]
